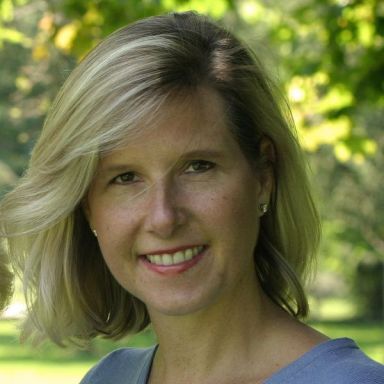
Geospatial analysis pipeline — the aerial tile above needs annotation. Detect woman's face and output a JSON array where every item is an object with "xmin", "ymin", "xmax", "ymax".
[{"xmin": 86, "ymin": 89, "xmax": 272, "ymax": 318}]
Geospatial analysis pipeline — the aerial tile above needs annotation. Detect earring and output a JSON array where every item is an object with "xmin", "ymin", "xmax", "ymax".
[
  {"xmin": 92, "ymin": 229, "xmax": 98, "ymax": 237},
  {"xmin": 259, "ymin": 203, "xmax": 268, "ymax": 215}
]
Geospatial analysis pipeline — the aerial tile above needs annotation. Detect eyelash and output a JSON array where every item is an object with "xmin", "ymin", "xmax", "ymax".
[
  {"xmin": 111, "ymin": 172, "xmax": 139, "ymax": 185},
  {"xmin": 110, "ymin": 160, "xmax": 215, "ymax": 185},
  {"xmin": 184, "ymin": 160, "xmax": 215, "ymax": 173}
]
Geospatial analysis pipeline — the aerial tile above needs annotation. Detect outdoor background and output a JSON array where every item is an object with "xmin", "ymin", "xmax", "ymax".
[{"xmin": 0, "ymin": 0, "xmax": 383, "ymax": 383}]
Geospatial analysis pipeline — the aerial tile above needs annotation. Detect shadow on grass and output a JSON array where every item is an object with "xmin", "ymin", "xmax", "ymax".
[{"xmin": 0, "ymin": 333, "xmax": 19, "ymax": 345}]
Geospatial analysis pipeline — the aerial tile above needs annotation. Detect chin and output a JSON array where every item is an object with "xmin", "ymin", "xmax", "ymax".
[{"xmin": 146, "ymin": 292, "xmax": 220, "ymax": 318}]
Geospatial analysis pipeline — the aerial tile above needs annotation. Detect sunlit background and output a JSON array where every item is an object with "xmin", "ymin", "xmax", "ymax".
[{"xmin": 1, "ymin": 0, "xmax": 383, "ymax": 383}]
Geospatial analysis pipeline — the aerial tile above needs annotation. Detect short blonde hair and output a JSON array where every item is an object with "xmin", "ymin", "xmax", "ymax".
[{"xmin": 0, "ymin": 12, "xmax": 320, "ymax": 345}]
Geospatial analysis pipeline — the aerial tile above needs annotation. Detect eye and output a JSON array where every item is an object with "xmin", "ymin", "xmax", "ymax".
[
  {"xmin": 111, "ymin": 171, "xmax": 140, "ymax": 185},
  {"xmin": 185, "ymin": 160, "xmax": 215, "ymax": 173}
]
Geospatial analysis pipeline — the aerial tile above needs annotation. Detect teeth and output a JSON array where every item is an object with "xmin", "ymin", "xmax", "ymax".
[
  {"xmin": 173, "ymin": 251, "xmax": 185, "ymax": 264},
  {"xmin": 146, "ymin": 246, "xmax": 204, "ymax": 266},
  {"xmin": 162, "ymin": 254, "xmax": 172, "ymax": 265},
  {"xmin": 185, "ymin": 248, "xmax": 193, "ymax": 259}
]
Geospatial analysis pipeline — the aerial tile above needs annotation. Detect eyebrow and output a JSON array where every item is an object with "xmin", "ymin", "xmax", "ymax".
[
  {"xmin": 98, "ymin": 164, "xmax": 135, "ymax": 174},
  {"xmin": 97, "ymin": 148, "xmax": 226, "ymax": 177},
  {"xmin": 177, "ymin": 149, "xmax": 225, "ymax": 161}
]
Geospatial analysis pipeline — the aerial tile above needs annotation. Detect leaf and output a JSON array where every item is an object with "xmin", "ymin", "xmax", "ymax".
[
  {"xmin": 54, "ymin": 21, "xmax": 80, "ymax": 53},
  {"xmin": 0, "ymin": 0, "xmax": 13, "ymax": 22},
  {"xmin": 0, "ymin": 26, "xmax": 31, "ymax": 46}
]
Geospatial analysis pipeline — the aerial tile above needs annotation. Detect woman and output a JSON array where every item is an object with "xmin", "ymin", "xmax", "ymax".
[{"xmin": 0, "ymin": 11, "xmax": 383, "ymax": 384}]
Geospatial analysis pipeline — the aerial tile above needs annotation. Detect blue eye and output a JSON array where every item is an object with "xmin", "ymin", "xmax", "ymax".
[
  {"xmin": 185, "ymin": 160, "xmax": 215, "ymax": 173},
  {"xmin": 112, "ymin": 172, "xmax": 139, "ymax": 184}
]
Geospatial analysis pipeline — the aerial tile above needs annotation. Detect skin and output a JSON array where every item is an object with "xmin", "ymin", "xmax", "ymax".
[{"xmin": 86, "ymin": 89, "xmax": 327, "ymax": 384}]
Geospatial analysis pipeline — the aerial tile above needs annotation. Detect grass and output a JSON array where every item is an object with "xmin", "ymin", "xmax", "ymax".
[
  {"xmin": 308, "ymin": 297, "xmax": 384, "ymax": 363},
  {"xmin": 0, "ymin": 319, "xmax": 156, "ymax": 384},
  {"xmin": 1, "ymin": 310, "xmax": 383, "ymax": 383}
]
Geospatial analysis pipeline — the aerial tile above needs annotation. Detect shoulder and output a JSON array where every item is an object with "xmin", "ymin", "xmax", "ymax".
[
  {"xmin": 299, "ymin": 338, "xmax": 384, "ymax": 384},
  {"xmin": 268, "ymin": 338, "xmax": 384, "ymax": 384},
  {"xmin": 324, "ymin": 339, "xmax": 384, "ymax": 383},
  {"xmin": 79, "ymin": 346, "xmax": 157, "ymax": 384}
]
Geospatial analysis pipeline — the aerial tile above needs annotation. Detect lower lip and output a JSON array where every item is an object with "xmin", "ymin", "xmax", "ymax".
[{"xmin": 141, "ymin": 247, "xmax": 207, "ymax": 276}]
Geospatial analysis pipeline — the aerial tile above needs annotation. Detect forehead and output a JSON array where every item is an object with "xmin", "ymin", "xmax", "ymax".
[
  {"xmin": 143, "ymin": 88, "xmax": 227, "ymax": 139},
  {"xmin": 100, "ymin": 88, "xmax": 238, "ymax": 162}
]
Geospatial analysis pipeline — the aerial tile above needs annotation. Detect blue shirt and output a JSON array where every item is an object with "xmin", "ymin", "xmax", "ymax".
[{"xmin": 80, "ymin": 338, "xmax": 384, "ymax": 383}]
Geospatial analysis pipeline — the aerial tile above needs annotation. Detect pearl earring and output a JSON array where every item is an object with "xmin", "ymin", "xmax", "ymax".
[
  {"xmin": 92, "ymin": 229, "xmax": 98, "ymax": 237},
  {"xmin": 259, "ymin": 203, "xmax": 268, "ymax": 215}
]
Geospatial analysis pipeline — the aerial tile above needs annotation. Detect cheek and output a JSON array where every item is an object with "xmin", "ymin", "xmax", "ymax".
[
  {"xmin": 204, "ymin": 176, "xmax": 260, "ymax": 219},
  {"xmin": 93, "ymin": 211, "xmax": 139, "ymax": 290},
  {"xmin": 90, "ymin": 203, "xmax": 140, "ymax": 260},
  {"xmin": 222, "ymin": 184, "xmax": 261, "ymax": 244},
  {"xmin": 193, "ymin": 184, "xmax": 260, "ymax": 241},
  {"xmin": 90, "ymin": 193, "xmax": 142, "ymax": 235}
]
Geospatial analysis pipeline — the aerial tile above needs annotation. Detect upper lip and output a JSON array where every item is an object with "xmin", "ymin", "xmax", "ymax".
[{"xmin": 140, "ymin": 244, "xmax": 205, "ymax": 256}]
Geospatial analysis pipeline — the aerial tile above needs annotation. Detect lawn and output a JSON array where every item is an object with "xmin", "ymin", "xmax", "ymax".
[
  {"xmin": 0, "ymin": 316, "xmax": 383, "ymax": 384},
  {"xmin": 0, "ymin": 319, "xmax": 156, "ymax": 384}
]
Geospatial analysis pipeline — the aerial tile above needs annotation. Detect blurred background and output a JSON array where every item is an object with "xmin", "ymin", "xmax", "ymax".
[{"xmin": 0, "ymin": 0, "xmax": 383, "ymax": 382}]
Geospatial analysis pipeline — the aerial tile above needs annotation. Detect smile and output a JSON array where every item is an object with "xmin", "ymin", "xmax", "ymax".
[{"xmin": 146, "ymin": 246, "xmax": 204, "ymax": 266}]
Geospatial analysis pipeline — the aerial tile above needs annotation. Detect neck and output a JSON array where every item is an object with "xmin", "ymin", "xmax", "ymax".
[
  {"xmin": 147, "ymin": 275, "xmax": 328, "ymax": 384},
  {"xmin": 147, "ymin": 277, "xmax": 287, "ymax": 384}
]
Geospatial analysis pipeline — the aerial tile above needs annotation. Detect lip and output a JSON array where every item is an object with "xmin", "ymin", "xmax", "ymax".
[{"xmin": 140, "ymin": 245, "xmax": 207, "ymax": 276}]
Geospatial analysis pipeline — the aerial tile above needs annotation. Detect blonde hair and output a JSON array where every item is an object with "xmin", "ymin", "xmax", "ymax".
[{"xmin": 0, "ymin": 12, "xmax": 320, "ymax": 345}]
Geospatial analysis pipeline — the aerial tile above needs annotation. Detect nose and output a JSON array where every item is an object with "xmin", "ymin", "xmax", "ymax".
[{"xmin": 144, "ymin": 179, "xmax": 185, "ymax": 238}]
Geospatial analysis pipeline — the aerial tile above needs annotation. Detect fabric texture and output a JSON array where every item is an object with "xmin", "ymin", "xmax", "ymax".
[
  {"xmin": 79, "ymin": 338, "xmax": 384, "ymax": 383},
  {"xmin": 80, "ymin": 345, "xmax": 157, "ymax": 384}
]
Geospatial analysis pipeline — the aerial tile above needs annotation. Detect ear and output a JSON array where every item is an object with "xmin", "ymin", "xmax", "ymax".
[{"xmin": 81, "ymin": 198, "xmax": 98, "ymax": 237}]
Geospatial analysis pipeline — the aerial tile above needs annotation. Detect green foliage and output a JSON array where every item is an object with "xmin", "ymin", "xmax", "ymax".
[
  {"xmin": 0, "ymin": 0, "xmax": 31, "ymax": 47},
  {"xmin": 244, "ymin": 0, "xmax": 384, "ymax": 159},
  {"xmin": 353, "ymin": 260, "xmax": 384, "ymax": 320}
]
